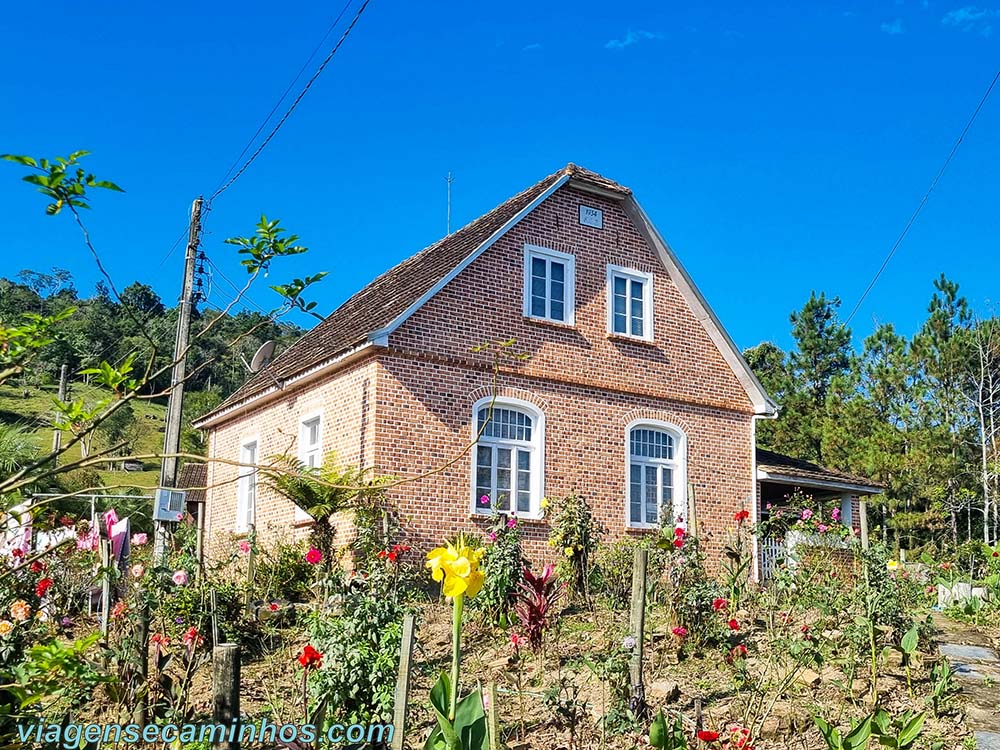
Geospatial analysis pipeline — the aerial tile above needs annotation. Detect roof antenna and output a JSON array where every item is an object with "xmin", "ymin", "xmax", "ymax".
[{"xmin": 445, "ymin": 171, "xmax": 454, "ymax": 235}]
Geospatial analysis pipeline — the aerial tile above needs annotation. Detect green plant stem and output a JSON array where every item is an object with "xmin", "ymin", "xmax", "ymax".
[{"xmin": 450, "ymin": 593, "xmax": 464, "ymax": 722}]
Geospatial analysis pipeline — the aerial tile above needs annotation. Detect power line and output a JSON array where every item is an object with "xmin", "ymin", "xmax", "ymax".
[
  {"xmin": 207, "ymin": 0, "xmax": 372, "ymax": 204},
  {"xmin": 845, "ymin": 68, "xmax": 1000, "ymax": 325},
  {"xmin": 208, "ymin": 0, "xmax": 357, "ymax": 197},
  {"xmin": 203, "ymin": 256, "xmax": 271, "ymax": 316}
]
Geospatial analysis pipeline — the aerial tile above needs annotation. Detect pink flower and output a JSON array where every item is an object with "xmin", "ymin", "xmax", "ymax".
[
  {"xmin": 305, "ymin": 547, "xmax": 323, "ymax": 565},
  {"xmin": 510, "ymin": 633, "xmax": 524, "ymax": 648},
  {"xmin": 171, "ymin": 570, "xmax": 189, "ymax": 586},
  {"xmin": 831, "ymin": 507, "xmax": 841, "ymax": 521},
  {"xmin": 671, "ymin": 626, "xmax": 688, "ymax": 639},
  {"xmin": 487, "ymin": 532, "xmax": 497, "ymax": 542},
  {"xmin": 507, "ymin": 517, "xmax": 517, "ymax": 529},
  {"xmin": 238, "ymin": 540, "xmax": 251, "ymax": 554},
  {"xmin": 817, "ymin": 524, "xmax": 828, "ymax": 533},
  {"xmin": 130, "ymin": 564, "xmax": 145, "ymax": 578},
  {"xmin": 479, "ymin": 495, "xmax": 490, "ymax": 505},
  {"xmin": 131, "ymin": 533, "xmax": 148, "ymax": 546},
  {"xmin": 800, "ymin": 509, "xmax": 813, "ymax": 520},
  {"xmin": 76, "ymin": 529, "xmax": 99, "ymax": 551}
]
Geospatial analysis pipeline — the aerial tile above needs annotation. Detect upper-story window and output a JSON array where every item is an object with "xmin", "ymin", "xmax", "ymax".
[
  {"xmin": 472, "ymin": 398, "xmax": 544, "ymax": 517},
  {"xmin": 626, "ymin": 422, "xmax": 686, "ymax": 528},
  {"xmin": 296, "ymin": 413, "xmax": 322, "ymax": 521},
  {"xmin": 235, "ymin": 438, "xmax": 258, "ymax": 532},
  {"xmin": 299, "ymin": 414, "xmax": 322, "ymax": 469},
  {"xmin": 523, "ymin": 245, "xmax": 575, "ymax": 325},
  {"xmin": 607, "ymin": 265, "xmax": 654, "ymax": 341}
]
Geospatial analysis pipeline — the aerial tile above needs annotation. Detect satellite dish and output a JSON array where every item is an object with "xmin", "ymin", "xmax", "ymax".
[{"xmin": 249, "ymin": 341, "xmax": 276, "ymax": 372}]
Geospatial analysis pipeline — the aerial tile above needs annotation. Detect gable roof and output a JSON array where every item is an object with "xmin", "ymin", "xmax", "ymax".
[
  {"xmin": 195, "ymin": 164, "xmax": 776, "ymax": 427},
  {"xmin": 756, "ymin": 447, "xmax": 883, "ymax": 494}
]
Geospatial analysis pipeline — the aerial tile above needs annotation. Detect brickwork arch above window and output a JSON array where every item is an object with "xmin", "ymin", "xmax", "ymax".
[{"xmin": 471, "ymin": 396, "xmax": 545, "ymax": 519}]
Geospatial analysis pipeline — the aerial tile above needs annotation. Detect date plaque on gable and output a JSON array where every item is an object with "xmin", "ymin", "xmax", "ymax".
[{"xmin": 579, "ymin": 205, "xmax": 603, "ymax": 229}]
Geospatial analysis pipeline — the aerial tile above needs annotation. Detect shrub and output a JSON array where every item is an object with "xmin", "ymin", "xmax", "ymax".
[
  {"xmin": 662, "ymin": 529, "xmax": 725, "ymax": 646},
  {"xmin": 513, "ymin": 564, "xmax": 566, "ymax": 653},
  {"xmin": 547, "ymin": 493, "xmax": 603, "ymax": 602},
  {"xmin": 305, "ymin": 565, "xmax": 412, "ymax": 726},
  {"xmin": 592, "ymin": 536, "xmax": 667, "ymax": 609},
  {"xmin": 471, "ymin": 513, "xmax": 525, "ymax": 627}
]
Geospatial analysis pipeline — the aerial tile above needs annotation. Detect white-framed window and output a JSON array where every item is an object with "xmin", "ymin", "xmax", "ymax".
[
  {"xmin": 607, "ymin": 265, "xmax": 654, "ymax": 341},
  {"xmin": 295, "ymin": 413, "xmax": 322, "ymax": 521},
  {"xmin": 523, "ymin": 244, "xmax": 575, "ymax": 325},
  {"xmin": 626, "ymin": 421, "xmax": 686, "ymax": 528},
  {"xmin": 235, "ymin": 438, "xmax": 258, "ymax": 533},
  {"xmin": 299, "ymin": 413, "xmax": 322, "ymax": 469},
  {"xmin": 472, "ymin": 397, "xmax": 544, "ymax": 517}
]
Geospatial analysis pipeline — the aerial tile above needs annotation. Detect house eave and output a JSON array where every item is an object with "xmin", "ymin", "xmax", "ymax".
[
  {"xmin": 756, "ymin": 470, "xmax": 883, "ymax": 496},
  {"xmin": 192, "ymin": 341, "xmax": 379, "ymax": 430}
]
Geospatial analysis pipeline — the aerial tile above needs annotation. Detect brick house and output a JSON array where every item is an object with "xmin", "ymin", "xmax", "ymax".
[{"xmin": 192, "ymin": 164, "xmax": 876, "ymax": 575}]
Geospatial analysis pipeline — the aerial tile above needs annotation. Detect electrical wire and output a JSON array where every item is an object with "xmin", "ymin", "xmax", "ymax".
[
  {"xmin": 845, "ymin": 68, "xmax": 1000, "ymax": 325},
  {"xmin": 208, "ymin": 0, "xmax": 357, "ymax": 197},
  {"xmin": 207, "ymin": 0, "xmax": 372, "ymax": 205}
]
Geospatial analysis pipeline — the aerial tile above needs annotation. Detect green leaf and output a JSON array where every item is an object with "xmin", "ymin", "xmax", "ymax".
[
  {"xmin": 843, "ymin": 714, "xmax": 872, "ymax": 750},
  {"xmin": 1, "ymin": 154, "xmax": 38, "ymax": 167},
  {"xmin": 900, "ymin": 625, "xmax": 919, "ymax": 655},
  {"xmin": 454, "ymin": 688, "xmax": 487, "ymax": 749},
  {"xmin": 897, "ymin": 713, "xmax": 926, "ymax": 748},
  {"xmin": 815, "ymin": 716, "xmax": 842, "ymax": 750}
]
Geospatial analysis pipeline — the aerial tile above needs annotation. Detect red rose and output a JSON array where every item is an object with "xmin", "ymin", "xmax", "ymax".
[
  {"xmin": 712, "ymin": 598, "xmax": 728, "ymax": 611},
  {"xmin": 298, "ymin": 644, "xmax": 323, "ymax": 669},
  {"xmin": 30, "ymin": 561, "xmax": 44, "ymax": 573},
  {"xmin": 269, "ymin": 603, "xmax": 279, "ymax": 612},
  {"xmin": 35, "ymin": 578, "xmax": 53, "ymax": 597},
  {"xmin": 673, "ymin": 538, "xmax": 683, "ymax": 548},
  {"xmin": 697, "ymin": 731, "xmax": 721, "ymax": 742},
  {"xmin": 728, "ymin": 619, "xmax": 740, "ymax": 631}
]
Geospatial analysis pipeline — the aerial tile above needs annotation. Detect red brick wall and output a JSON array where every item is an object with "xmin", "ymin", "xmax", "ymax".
[
  {"xmin": 204, "ymin": 359, "xmax": 378, "ymax": 554},
  {"xmin": 204, "ymin": 182, "xmax": 759, "ymax": 567}
]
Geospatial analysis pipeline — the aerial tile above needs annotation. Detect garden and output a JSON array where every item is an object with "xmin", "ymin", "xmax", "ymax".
[{"xmin": 2, "ymin": 477, "xmax": 998, "ymax": 750}]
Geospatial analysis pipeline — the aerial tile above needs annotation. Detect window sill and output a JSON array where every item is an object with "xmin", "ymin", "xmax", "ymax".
[
  {"xmin": 470, "ymin": 510, "xmax": 547, "ymax": 523},
  {"xmin": 607, "ymin": 332, "xmax": 655, "ymax": 346},
  {"xmin": 524, "ymin": 315, "xmax": 576, "ymax": 331}
]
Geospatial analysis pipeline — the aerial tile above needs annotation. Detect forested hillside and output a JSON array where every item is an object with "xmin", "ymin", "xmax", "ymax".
[
  {"xmin": 745, "ymin": 274, "xmax": 999, "ymax": 554},
  {"xmin": 0, "ymin": 267, "xmax": 303, "ymax": 488}
]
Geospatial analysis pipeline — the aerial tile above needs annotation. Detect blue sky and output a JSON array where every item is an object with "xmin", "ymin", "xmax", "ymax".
[{"xmin": 2, "ymin": 1, "xmax": 997, "ymax": 353}]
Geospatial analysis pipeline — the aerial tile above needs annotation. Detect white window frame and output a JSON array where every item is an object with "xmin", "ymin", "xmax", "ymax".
[
  {"xmin": 625, "ymin": 420, "xmax": 687, "ymax": 529},
  {"xmin": 295, "ymin": 412, "xmax": 323, "ymax": 521},
  {"xmin": 235, "ymin": 436, "xmax": 259, "ymax": 533},
  {"xmin": 523, "ymin": 244, "xmax": 575, "ymax": 325},
  {"xmin": 470, "ymin": 396, "xmax": 545, "ymax": 519},
  {"xmin": 606, "ymin": 265, "xmax": 654, "ymax": 341}
]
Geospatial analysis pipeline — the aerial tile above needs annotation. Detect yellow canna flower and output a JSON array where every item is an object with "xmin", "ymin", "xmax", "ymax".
[
  {"xmin": 564, "ymin": 546, "xmax": 575, "ymax": 557},
  {"xmin": 540, "ymin": 497, "xmax": 550, "ymax": 510},
  {"xmin": 426, "ymin": 535, "xmax": 486, "ymax": 599},
  {"xmin": 0, "ymin": 620, "xmax": 13, "ymax": 636}
]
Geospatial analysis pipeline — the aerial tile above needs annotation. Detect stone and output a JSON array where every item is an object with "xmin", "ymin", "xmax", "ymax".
[
  {"xmin": 648, "ymin": 680, "xmax": 681, "ymax": 703},
  {"xmin": 759, "ymin": 717, "xmax": 781, "ymax": 739},
  {"xmin": 940, "ymin": 644, "xmax": 999, "ymax": 663},
  {"xmin": 975, "ymin": 731, "xmax": 1000, "ymax": 750},
  {"xmin": 488, "ymin": 656, "xmax": 513, "ymax": 670},
  {"xmin": 796, "ymin": 669, "xmax": 822, "ymax": 688}
]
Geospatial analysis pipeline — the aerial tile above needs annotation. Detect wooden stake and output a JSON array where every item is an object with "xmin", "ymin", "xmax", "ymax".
[
  {"xmin": 213, "ymin": 643, "xmax": 240, "ymax": 750},
  {"xmin": 487, "ymin": 681, "xmax": 500, "ymax": 750},
  {"xmin": 391, "ymin": 614, "xmax": 417, "ymax": 750},
  {"xmin": 629, "ymin": 548, "xmax": 648, "ymax": 719}
]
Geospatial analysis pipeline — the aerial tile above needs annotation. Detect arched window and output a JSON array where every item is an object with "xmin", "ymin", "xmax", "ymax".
[
  {"xmin": 627, "ymin": 422, "xmax": 686, "ymax": 528},
  {"xmin": 472, "ymin": 398, "xmax": 544, "ymax": 516}
]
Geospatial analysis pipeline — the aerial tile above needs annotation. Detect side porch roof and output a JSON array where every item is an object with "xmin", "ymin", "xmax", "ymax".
[{"xmin": 756, "ymin": 448, "xmax": 883, "ymax": 496}]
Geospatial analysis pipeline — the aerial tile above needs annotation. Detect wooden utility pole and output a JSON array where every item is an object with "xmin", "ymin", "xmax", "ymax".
[
  {"xmin": 51, "ymin": 363, "xmax": 68, "ymax": 454},
  {"xmin": 154, "ymin": 197, "xmax": 203, "ymax": 563}
]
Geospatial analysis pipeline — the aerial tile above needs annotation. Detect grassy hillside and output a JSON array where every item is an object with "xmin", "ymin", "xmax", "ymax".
[{"xmin": 0, "ymin": 382, "xmax": 167, "ymax": 489}]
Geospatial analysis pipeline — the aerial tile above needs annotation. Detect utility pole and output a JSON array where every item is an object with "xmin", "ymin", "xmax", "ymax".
[
  {"xmin": 445, "ymin": 172, "xmax": 454, "ymax": 235},
  {"xmin": 52, "ymin": 363, "xmax": 68, "ymax": 455},
  {"xmin": 154, "ymin": 197, "xmax": 203, "ymax": 564}
]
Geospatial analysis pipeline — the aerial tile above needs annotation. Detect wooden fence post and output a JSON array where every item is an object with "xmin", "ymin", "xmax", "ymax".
[
  {"xmin": 132, "ymin": 602, "xmax": 149, "ymax": 724},
  {"xmin": 210, "ymin": 589, "xmax": 220, "ymax": 646},
  {"xmin": 487, "ymin": 681, "xmax": 500, "ymax": 750},
  {"xmin": 213, "ymin": 644, "xmax": 240, "ymax": 750},
  {"xmin": 629, "ymin": 548, "xmax": 648, "ymax": 719},
  {"xmin": 391, "ymin": 614, "xmax": 417, "ymax": 750}
]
